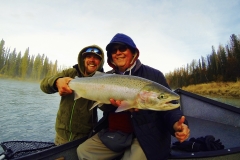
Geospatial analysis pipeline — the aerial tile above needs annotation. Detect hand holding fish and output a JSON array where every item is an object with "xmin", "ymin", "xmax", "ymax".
[
  {"xmin": 56, "ymin": 77, "xmax": 73, "ymax": 96},
  {"xmin": 110, "ymin": 98, "xmax": 139, "ymax": 112},
  {"xmin": 173, "ymin": 116, "xmax": 190, "ymax": 143}
]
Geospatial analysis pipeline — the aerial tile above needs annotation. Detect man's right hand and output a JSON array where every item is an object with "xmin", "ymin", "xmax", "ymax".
[{"xmin": 56, "ymin": 77, "xmax": 73, "ymax": 96}]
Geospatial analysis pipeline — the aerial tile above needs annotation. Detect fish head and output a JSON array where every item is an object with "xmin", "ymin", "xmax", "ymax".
[{"xmin": 137, "ymin": 83, "xmax": 180, "ymax": 111}]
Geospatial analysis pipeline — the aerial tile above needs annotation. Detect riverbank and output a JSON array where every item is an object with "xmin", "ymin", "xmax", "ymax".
[
  {"xmin": 182, "ymin": 81, "xmax": 240, "ymax": 98},
  {"xmin": 0, "ymin": 75, "xmax": 41, "ymax": 83}
]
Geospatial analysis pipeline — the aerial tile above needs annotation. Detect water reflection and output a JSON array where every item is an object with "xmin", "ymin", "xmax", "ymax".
[{"xmin": 205, "ymin": 95, "xmax": 240, "ymax": 108}]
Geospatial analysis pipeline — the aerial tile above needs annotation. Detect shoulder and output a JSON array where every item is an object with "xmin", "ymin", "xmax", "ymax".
[
  {"xmin": 59, "ymin": 68, "xmax": 78, "ymax": 78},
  {"xmin": 137, "ymin": 64, "xmax": 170, "ymax": 88},
  {"xmin": 145, "ymin": 64, "xmax": 163, "ymax": 73},
  {"xmin": 139, "ymin": 64, "xmax": 165, "ymax": 79}
]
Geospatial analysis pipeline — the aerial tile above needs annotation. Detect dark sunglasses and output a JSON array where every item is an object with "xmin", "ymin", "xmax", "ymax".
[
  {"xmin": 110, "ymin": 45, "xmax": 128, "ymax": 54},
  {"xmin": 85, "ymin": 48, "xmax": 102, "ymax": 55}
]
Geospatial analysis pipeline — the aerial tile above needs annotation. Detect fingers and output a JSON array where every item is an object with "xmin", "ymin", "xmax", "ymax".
[
  {"xmin": 174, "ymin": 116, "xmax": 185, "ymax": 132},
  {"xmin": 56, "ymin": 77, "xmax": 73, "ymax": 96},
  {"xmin": 178, "ymin": 116, "xmax": 185, "ymax": 126},
  {"xmin": 109, "ymin": 98, "xmax": 115, "ymax": 105},
  {"xmin": 175, "ymin": 124, "xmax": 190, "ymax": 143},
  {"xmin": 58, "ymin": 87, "xmax": 72, "ymax": 96},
  {"xmin": 129, "ymin": 108, "xmax": 139, "ymax": 112},
  {"xmin": 173, "ymin": 116, "xmax": 190, "ymax": 142},
  {"xmin": 110, "ymin": 99, "xmax": 121, "ymax": 107}
]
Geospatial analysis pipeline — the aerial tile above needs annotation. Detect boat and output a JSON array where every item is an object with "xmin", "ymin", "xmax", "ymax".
[{"xmin": 1, "ymin": 89, "xmax": 240, "ymax": 160}]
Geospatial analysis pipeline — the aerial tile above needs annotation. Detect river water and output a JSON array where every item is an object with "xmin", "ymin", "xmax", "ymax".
[
  {"xmin": 0, "ymin": 79, "xmax": 239, "ymax": 151},
  {"xmin": 0, "ymin": 79, "xmax": 103, "ymax": 145}
]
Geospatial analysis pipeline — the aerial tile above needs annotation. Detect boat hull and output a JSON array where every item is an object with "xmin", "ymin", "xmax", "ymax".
[{"xmin": 2, "ymin": 89, "xmax": 240, "ymax": 160}]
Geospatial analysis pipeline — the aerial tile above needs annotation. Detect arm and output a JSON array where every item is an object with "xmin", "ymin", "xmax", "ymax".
[
  {"xmin": 155, "ymin": 70, "xmax": 190, "ymax": 142},
  {"xmin": 40, "ymin": 68, "xmax": 76, "ymax": 95}
]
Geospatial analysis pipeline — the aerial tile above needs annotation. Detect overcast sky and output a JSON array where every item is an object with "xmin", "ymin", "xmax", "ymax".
[{"xmin": 1, "ymin": 0, "xmax": 240, "ymax": 74}]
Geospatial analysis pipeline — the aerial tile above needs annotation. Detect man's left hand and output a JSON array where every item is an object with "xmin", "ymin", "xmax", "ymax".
[{"xmin": 173, "ymin": 116, "xmax": 190, "ymax": 143}]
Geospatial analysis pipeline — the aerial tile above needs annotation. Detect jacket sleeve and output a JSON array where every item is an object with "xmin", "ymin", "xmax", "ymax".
[
  {"xmin": 155, "ymin": 71, "xmax": 189, "ymax": 136},
  {"xmin": 40, "ymin": 68, "xmax": 77, "ymax": 94},
  {"xmin": 160, "ymin": 109, "xmax": 188, "ymax": 136}
]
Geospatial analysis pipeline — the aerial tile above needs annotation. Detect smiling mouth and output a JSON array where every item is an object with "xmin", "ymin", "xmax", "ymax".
[
  {"xmin": 116, "ymin": 57, "xmax": 125, "ymax": 60},
  {"xmin": 88, "ymin": 64, "xmax": 96, "ymax": 67}
]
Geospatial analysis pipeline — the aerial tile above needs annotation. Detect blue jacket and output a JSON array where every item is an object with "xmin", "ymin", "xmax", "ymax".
[{"xmin": 92, "ymin": 60, "xmax": 187, "ymax": 160}]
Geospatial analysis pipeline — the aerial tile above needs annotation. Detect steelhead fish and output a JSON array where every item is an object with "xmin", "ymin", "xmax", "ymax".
[{"xmin": 68, "ymin": 71, "xmax": 180, "ymax": 112}]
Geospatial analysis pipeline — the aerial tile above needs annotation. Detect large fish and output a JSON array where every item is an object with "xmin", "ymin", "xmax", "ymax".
[{"xmin": 69, "ymin": 72, "xmax": 180, "ymax": 112}]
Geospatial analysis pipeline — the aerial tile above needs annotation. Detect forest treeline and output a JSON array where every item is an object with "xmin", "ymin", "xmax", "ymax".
[
  {"xmin": 0, "ymin": 39, "xmax": 65, "ymax": 81},
  {"xmin": 165, "ymin": 34, "xmax": 240, "ymax": 89},
  {"xmin": 1, "ymin": 34, "xmax": 240, "ymax": 85}
]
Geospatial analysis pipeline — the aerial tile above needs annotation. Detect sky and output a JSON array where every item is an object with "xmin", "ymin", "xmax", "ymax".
[{"xmin": 1, "ymin": 0, "xmax": 240, "ymax": 74}]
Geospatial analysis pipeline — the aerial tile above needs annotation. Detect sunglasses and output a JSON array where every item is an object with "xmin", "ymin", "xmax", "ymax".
[
  {"xmin": 85, "ymin": 48, "xmax": 102, "ymax": 55},
  {"xmin": 110, "ymin": 45, "xmax": 128, "ymax": 54}
]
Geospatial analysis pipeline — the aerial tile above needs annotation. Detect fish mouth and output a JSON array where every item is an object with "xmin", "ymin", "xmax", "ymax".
[
  {"xmin": 160, "ymin": 97, "xmax": 180, "ymax": 109},
  {"xmin": 165, "ymin": 99, "xmax": 180, "ymax": 105},
  {"xmin": 157, "ymin": 95, "xmax": 180, "ymax": 102},
  {"xmin": 162, "ymin": 102, "xmax": 180, "ymax": 110}
]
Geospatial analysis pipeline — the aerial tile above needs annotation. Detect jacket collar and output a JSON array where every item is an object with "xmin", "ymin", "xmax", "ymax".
[{"xmin": 109, "ymin": 59, "xmax": 142, "ymax": 75}]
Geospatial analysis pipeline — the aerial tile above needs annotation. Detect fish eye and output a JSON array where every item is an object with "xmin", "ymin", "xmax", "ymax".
[{"xmin": 158, "ymin": 93, "xmax": 166, "ymax": 99}]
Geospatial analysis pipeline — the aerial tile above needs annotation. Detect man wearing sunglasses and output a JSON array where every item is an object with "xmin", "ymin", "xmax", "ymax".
[
  {"xmin": 40, "ymin": 45, "xmax": 104, "ymax": 145},
  {"xmin": 77, "ymin": 34, "xmax": 190, "ymax": 160}
]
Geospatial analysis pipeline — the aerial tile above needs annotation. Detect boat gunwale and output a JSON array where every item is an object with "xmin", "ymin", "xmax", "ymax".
[
  {"xmin": 170, "ymin": 146, "xmax": 240, "ymax": 159},
  {"xmin": 175, "ymin": 88, "xmax": 240, "ymax": 114}
]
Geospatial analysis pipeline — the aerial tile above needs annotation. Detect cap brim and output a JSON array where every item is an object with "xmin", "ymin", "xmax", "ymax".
[{"xmin": 82, "ymin": 52, "xmax": 102, "ymax": 58}]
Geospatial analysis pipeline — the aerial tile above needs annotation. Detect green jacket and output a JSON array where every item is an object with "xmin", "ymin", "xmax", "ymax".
[{"xmin": 40, "ymin": 45, "xmax": 105, "ymax": 142}]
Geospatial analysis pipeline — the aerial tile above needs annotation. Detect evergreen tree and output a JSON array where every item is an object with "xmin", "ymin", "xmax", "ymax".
[
  {"xmin": 52, "ymin": 60, "xmax": 58, "ymax": 75},
  {"xmin": 8, "ymin": 49, "xmax": 17, "ymax": 77},
  {"xmin": 32, "ymin": 54, "xmax": 41, "ymax": 80},
  {"xmin": 229, "ymin": 34, "xmax": 240, "ymax": 78},
  {"xmin": 217, "ymin": 45, "xmax": 227, "ymax": 81},
  {"xmin": 0, "ymin": 39, "xmax": 5, "ymax": 69},
  {"xmin": 226, "ymin": 43, "xmax": 238, "ymax": 81},
  {"xmin": 27, "ymin": 55, "xmax": 35, "ymax": 78},
  {"xmin": 20, "ymin": 48, "xmax": 30, "ymax": 79},
  {"xmin": 38, "ymin": 54, "xmax": 44, "ymax": 79},
  {"xmin": 42, "ymin": 56, "xmax": 50, "ymax": 78},
  {"xmin": 15, "ymin": 52, "xmax": 22, "ymax": 77},
  {"xmin": 0, "ymin": 48, "xmax": 10, "ymax": 75}
]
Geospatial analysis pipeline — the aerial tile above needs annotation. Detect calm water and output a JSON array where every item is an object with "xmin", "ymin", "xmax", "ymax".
[{"xmin": 0, "ymin": 79, "xmax": 239, "ymax": 151}]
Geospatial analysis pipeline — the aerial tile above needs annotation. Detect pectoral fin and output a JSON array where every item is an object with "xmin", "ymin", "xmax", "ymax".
[
  {"xmin": 89, "ymin": 101, "xmax": 103, "ymax": 110},
  {"xmin": 115, "ymin": 101, "xmax": 133, "ymax": 112},
  {"xmin": 73, "ymin": 91, "xmax": 82, "ymax": 100}
]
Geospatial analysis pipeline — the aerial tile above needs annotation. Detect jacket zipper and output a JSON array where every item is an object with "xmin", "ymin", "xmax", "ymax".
[{"xmin": 68, "ymin": 100, "xmax": 76, "ymax": 141}]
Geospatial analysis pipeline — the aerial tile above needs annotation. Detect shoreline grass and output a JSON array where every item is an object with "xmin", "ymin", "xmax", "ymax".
[{"xmin": 182, "ymin": 81, "xmax": 240, "ymax": 98}]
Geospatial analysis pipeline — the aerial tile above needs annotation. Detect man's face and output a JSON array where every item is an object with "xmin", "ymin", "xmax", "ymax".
[
  {"xmin": 110, "ymin": 44, "xmax": 134, "ymax": 72},
  {"xmin": 84, "ymin": 53, "xmax": 101, "ymax": 75}
]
